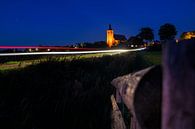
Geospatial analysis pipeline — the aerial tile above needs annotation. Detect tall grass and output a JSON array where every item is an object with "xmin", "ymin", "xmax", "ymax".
[{"xmin": 0, "ymin": 51, "xmax": 153, "ymax": 129}]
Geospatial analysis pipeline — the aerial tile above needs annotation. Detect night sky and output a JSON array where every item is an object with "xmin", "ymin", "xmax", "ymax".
[{"xmin": 0, "ymin": 0, "xmax": 195, "ymax": 46}]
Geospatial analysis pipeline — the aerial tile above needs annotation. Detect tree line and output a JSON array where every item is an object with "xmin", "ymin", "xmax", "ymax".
[{"xmin": 128, "ymin": 23, "xmax": 177, "ymax": 45}]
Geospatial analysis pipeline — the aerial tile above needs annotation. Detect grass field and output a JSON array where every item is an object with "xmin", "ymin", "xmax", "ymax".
[
  {"xmin": 0, "ymin": 52, "xmax": 121, "ymax": 70},
  {"xmin": 0, "ymin": 50, "xmax": 161, "ymax": 129},
  {"xmin": 0, "ymin": 51, "xmax": 161, "ymax": 71},
  {"xmin": 141, "ymin": 51, "xmax": 162, "ymax": 65}
]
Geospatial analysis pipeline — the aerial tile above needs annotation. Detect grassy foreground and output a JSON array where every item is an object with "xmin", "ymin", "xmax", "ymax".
[
  {"xmin": 0, "ymin": 51, "xmax": 161, "ymax": 129},
  {"xmin": 0, "ymin": 53, "xmax": 120, "ymax": 70}
]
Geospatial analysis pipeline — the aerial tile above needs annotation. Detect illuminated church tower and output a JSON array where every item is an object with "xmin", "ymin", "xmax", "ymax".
[{"xmin": 107, "ymin": 24, "xmax": 115, "ymax": 47}]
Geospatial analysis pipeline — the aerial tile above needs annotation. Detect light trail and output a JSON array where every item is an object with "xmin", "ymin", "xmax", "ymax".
[
  {"xmin": 0, "ymin": 48, "xmax": 146, "ymax": 56},
  {"xmin": 0, "ymin": 46, "xmax": 97, "ymax": 51}
]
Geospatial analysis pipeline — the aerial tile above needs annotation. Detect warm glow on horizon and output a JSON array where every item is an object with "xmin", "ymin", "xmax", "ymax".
[{"xmin": 182, "ymin": 32, "xmax": 195, "ymax": 39}]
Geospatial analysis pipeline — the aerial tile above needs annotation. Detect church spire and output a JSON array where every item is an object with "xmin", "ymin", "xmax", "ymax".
[{"xmin": 108, "ymin": 24, "xmax": 112, "ymax": 30}]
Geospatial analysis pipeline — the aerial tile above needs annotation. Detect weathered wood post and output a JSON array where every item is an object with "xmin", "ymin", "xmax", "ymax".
[
  {"xmin": 111, "ymin": 95, "xmax": 126, "ymax": 129},
  {"xmin": 162, "ymin": 39, "xmax": 195, "ymax": 129},
  {"xmin": 112, "ymin": 65, "xmax": 162, "ymax": 129}
]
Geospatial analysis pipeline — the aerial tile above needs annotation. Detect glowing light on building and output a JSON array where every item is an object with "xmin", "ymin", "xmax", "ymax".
[
  {"xmin": 106, "ymin": 24, "xmax": 127, "ymax": 48},
  {"xmin": 181, "ymin": 31, "xmax": 195, "ymax": 39},
  {"xmin": 107, "ymin": 24, "xmax": 115, "ymax": 48}
]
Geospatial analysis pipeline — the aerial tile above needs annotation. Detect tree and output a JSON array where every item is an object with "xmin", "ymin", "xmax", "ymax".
[
  {"xmin": 158, "ymin": 23, "xmax": 177, "ymax": 41},
  {"xmin": 128, "ymin": 36, "xmax": 143, "ymax": 46},
  {"xmin": 93, "ymin": 41, "xmax": 107, "ymax": 48},
  {"xmin": 138, "ymin": 27, "xmax": 154, "ymax": 42}
]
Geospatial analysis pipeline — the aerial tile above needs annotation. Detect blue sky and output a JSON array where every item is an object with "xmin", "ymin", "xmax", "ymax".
[{"xmin": 0, "ymin": 0, "xmax": 195, "ymax": 45}]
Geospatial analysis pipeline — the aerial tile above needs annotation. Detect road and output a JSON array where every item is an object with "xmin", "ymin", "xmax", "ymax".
[{"xmin": 0, "ymin": 48, "xmax": 146, "ymax": 56}]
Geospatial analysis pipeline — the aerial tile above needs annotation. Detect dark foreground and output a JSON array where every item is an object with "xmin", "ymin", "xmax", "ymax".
[{"xmin": 0, "ymin": 51, "xmax": 157, "ymax": 129}]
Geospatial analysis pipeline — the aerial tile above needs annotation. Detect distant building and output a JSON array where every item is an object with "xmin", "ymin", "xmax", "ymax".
[
  {"xmin": 114, "ymin": 34, "xmax": 127, "ymax": 44},
  {"xmin": 181, "ymin": 31, "xmax": 195, "ymax": 40},
  {"xmin": 106, "ymin": 24, "xmax": 127, "ymax": 47}
]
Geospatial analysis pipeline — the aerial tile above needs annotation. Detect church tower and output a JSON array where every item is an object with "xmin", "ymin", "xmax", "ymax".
[{"xmin": 107, "ymin": 24, "xmax": 115, "ymax": 47}]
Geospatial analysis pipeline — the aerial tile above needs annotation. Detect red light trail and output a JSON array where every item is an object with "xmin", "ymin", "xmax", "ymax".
[{"xmin": 0, "ymin": 46, "xmax": 97, "ymax": 51}]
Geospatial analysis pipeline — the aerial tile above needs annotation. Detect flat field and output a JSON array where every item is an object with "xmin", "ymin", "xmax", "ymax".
[
  {"xmin": 0, "ymin": 52, "xmax": 121, "ymax": 70},
  {"xmin": 0, "ymin": 51, "xmax": 161, "ymax": 71},
  {"xmin": 0, "ymin": 50, "xmax": 161, "ymax": 129}
]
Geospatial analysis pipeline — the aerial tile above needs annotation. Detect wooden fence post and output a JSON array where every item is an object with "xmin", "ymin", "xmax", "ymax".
[
  {"xmin": 162, "ymin": 39, "xmax": 195, "ymax": 129},
  {"xmin": 111, "ymin": 95, "xmax": 126, "ymax": 129},
  {"xmin": 112, "ymin": 66, "xmax": 162, "ymax": 129}
]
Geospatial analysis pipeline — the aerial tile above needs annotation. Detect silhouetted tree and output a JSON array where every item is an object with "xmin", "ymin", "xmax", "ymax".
[
  {"xmin": 94, "ymin": 41, "xmax": 107, "ymax": 48},
  {"xmin": 128, "ymin": 36, "xmax": 143, "ymax": 46},
  {"xmin": 138, "ymin": 27, "xmax": 154, "ymax": 42},
  {"xmin": 82, "ymin": 42, "xmax": 94, "ymax": 48},
  {"xmin": 158, "ymin": 23, "xmax": 177, "ymax": 41},
  {"xmin": 180, "ymin": 32, "xmax": 186, "ymax": 40}
]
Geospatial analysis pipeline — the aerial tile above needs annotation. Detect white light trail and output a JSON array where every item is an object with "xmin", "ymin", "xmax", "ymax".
[{"xmin": 0, "ymin": 48, "xmax": 146, "ymax": 56}]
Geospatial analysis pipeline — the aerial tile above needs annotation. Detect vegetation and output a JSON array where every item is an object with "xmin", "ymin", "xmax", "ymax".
[
  {"xmin": 128, "ymin": 36, "xmax": 143, "ymax": 46},
  {"xmin": 127, "ymin": 27, "xmax": 154, "ymax": 46},
  {"xmin": 127, "ymin": 23, "xmax": 178, "ymax": 46},
  {"xmin": 141, "ymin": 51, "xmax": 162, "ymax": 65},
  {"xmin": 138, "ymin": 27, "xmax": 154, "ymax": 42},
  {"xmin": 0, "ymin": 53, "xmax": 120, "ymax": 70},
  {"xmin": 158, "ymin": 23, "xmax": 177, "ymax": 41},
  {"xmin": 76, "ymin": 41, "xmax": 107, "ymax": 48},
  {"xmin": 0, "ymin": 51, "xmax": 161, "ymax": 129}
]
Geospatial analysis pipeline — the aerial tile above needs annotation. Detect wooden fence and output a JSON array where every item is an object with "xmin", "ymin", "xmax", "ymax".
[{"xmin": 111, "ymin": 39, "xmax": 195, "ymax": 129}]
